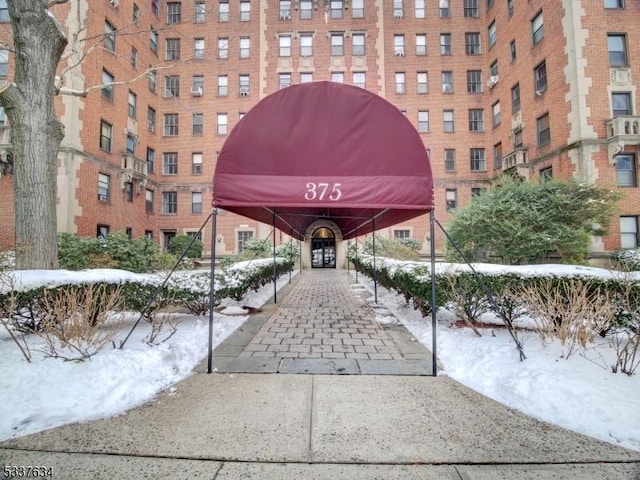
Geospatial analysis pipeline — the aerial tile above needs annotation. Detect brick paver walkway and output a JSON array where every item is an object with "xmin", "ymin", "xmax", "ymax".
[{"xmin": 211, "ymin": 269, "xmax": 433, "ymax": 375}]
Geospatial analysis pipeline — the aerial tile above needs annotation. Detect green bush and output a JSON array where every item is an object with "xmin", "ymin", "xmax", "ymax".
[{"xmin": 168, "ymin": 234, "xmax": 204, "ymax": 259}]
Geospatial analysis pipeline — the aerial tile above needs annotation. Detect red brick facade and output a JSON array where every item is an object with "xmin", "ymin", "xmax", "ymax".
[{"xmin": 0, "ymin": 0, "xmax": 638, "ymax": 261}]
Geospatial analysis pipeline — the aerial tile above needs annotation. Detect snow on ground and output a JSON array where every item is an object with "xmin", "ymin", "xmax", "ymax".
[{"xmin": 1, "ymin": 265, "xmax": 639, "ymax": 454}]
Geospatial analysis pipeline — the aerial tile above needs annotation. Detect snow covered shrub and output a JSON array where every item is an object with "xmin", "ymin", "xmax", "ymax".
[
  {"xmin": 36, "ymin": 283, "xmax": 126, "ymax": 361},
  {"xmin": 612, "ymin": 248, "xmax": 640, "ymax": 272},
  {"xmin": 440, "ymin": 272, "xmax": 489, "ymax": 337},
  {"xmin": 168, "ymin": 234, "xmax": 204, "ymax": 260},
  {"xmin": 519, "ymin": 278, "xmax": 617, "ymax": 358},
  {"xmin": 0, "ymin": 267, "xmax": 33, "ymax": 362}
]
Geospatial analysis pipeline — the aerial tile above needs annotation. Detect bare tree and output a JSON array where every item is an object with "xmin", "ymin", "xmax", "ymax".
[{"xmin": 0, "ymin": 0, "xmax": 68, "ymax": 269}]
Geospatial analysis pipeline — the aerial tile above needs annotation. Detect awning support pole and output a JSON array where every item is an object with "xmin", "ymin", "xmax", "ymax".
[
  {"xmin": 207, "ymin": 209, "xmax": 218, "ymax": 374},
  {"xmin": 289, "ymin": 228, "xmax": 293, "ymax": 284},
  {"xmin": 372, "ymin": 218, "xmax": 378, "ymax": 304},
  {"xmin": 272, "ymin": 211, "xmax": 277, "ymax": 304},
  {"xmin": 355, "ymin": 230, "xmax": 359, "ymax": 284},
  {"xmin": 429, "ymin": 209, "xmax": 438, "ymax": 377}
]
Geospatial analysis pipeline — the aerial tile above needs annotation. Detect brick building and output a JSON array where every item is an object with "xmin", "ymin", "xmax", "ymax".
[{"xmin": 0, "ymin": 0, "xmax": 638, "ymax": 264}]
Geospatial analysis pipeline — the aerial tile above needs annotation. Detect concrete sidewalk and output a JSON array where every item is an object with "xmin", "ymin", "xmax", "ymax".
[{"xmin": 2, "ymin": 270, "xmax": 640, "ymax": 479}]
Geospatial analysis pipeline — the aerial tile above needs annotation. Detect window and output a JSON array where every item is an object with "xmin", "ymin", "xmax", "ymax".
[
  {"xmin": 300, "ymin": 0, "xmax": 313, "ymax": 19},
  {"xmin": 192, "ymin": 113, "xmax": 203, "ymax": 136},
  {"xmin": 443, "ymin": 110, "xmax": 455, "ymax": 132},
  {"xmin": 163, "ymin": 152, "xmax": 178, "ymax": 175},
  {"xmin": 493, "ymin": 142, "xmax": 502, "ymax": 169},
  {"xmin": 103, "ymin": 22, "xmax": 117, "ymax": 54},
  {"xmin": 145, "ymin": 230, "xmax": 153, "ymax": 239},
  {"xmin": 126, "ymin": 227, "xmax": 133, "ymax": 238},
  {"xmin": 98, "ymin": 173, "xmax": 110, "ymax": 201},
  {"xmin": 218, "ymin": 37, "xmax": 229, "ymax": 59},
  {"xmin": 195, "ymin": 1, "xmax": 206, "ymax": 22},
  {"xmin": 353, "ymin": 72, "xmax": 366, "ymax": 89},
  {"xmin": 162, "ymin": 192, "xmax": 178, "ymax": 214},
  {"xmin": 612, "ymin": 92, "xmax": 632, "ymax": 115},
  {"xmin": 194, "ymin": 39, "xmax": 205, "ymax": 60},
  {"xmin": 616, "ymin": 154, "xmax": 636, "ymax": 187},
  {"xmin": 352, "ymin": 33, "xmax": 365, "ymax": 56},
  {"xmin": 393, "ymin": 33, "xmax": 405, "ymax": 54},
  {"xmin": 620, "ymin": 216, "xmax": 639, "ymax": 249},
  {"xmin": 237, "ymin": 231, "xmax": 253, "ymax": 253},
  {"xmin": 167, "ymin": 2, "xmax": 182, "ymax": 23},
  {"xmin": 509, "ymin": 40, "xmax": 517, "ymax": 62},
  {"xmin": 507, "ymin": 0, "xmax": 514, "ymax": 16},
  {"xmin": 465, "ymin": 33, "xmax": 481, "ymax": 55},
  {"xmin": 394, "ymin": 229, "xmax": 410, "ymax": 239},
  {"xmin": 513, "ymin": 129, "xmax": 523, "ymax": 148},
  {"xmin": 490, "ymin": 60, "xmax": 499, "ymax": 77},
  {"xmin": 488, "ymin": 21, "xmax": 496, "ymax": 48},
  {"xmin": 331, "ymin": 33, "xmax": 344, "ymax": 56},
  {"xmin": 417, "ymin": 72, "xmax": 428, "ymax": 94},
  {"xmin": 164, "ymin": 113, "xmax": 179, "ymax": 136},
  {"xmin": 279, "ymin": 73, "xmax": 291, "ymax": 89},
  {"xmin": 127, "ymin": 91, "xmax": 137, "ymax": 119},
  {"xmin": 395, "ymin": 72, "xmax": 406, "ymax": 94},
  {"xmin": 464, "ymin": 0, "xmax": 479, "ymax": 17},
  {"xmin": 467, "ymin": 70, "xmax": 482, "ymax": 93},
  {"xmin": 166, "ymin": 38, "xmax": 180, "ymax": 60},
  {"xmin": 145, "ymin": 107, "xmax": 155, "ymax": 133},
  {"xmin": 217, "ymin": 113, "xmax": 228, "ymax": 135},
  {"xmin": 440, "ymin": 33, "xmax": 451, "ymax": 55},
  {"xmin": 126, "ymin": 133, "xmax": 136, "ymax": 154},
  {"xmin": 393, "ymin": 0, "xmax": 404, "ymax": 18},
  {"xmin": 99, "ymin": 120, "xmax": 112, "ymax": 152},
  {"xmin": 492, "ymin": 101, "xmax": 501, "ymax": 127},
  {"xmin": 416, "ymin": 34, "xmax": 427, "ymax": 56},
  {"xmin": 102, "ymin": 70, "xmax": 114, "ymax": 100},
  {"xmin": 301, "ymin": 34, "xmax": 313, "ymax": 57},
  {"xmin": 165, "ymin": 75, "xmax": 180, "ymax": 98},
  {"xmin": 469, "ymin": 109, "xmax": 484, "ymax": 132},
  {"xmin": 331, "ymin": 72, "xmax": 344, "ymax": 83},
  {"xmin": 605, "ymin": 0, "xmax": 624, "ymax": 8},
  {"xmin": 192, "ymin": 75, "xmax": 204, "ymax": 95},
  {"xmin": 511, "ymin": 84, "xmax": 521, "ymax": 113},
  {"xmin": 146, "ymin": 147, "xmax": 155, "ymax": 173},
  {"xmin": 531, "ymin": 11, "xmax": 544, "ymax": 45},
  {"xmin": 0, "ymin": 0, "xmax": 9, "ymax": 22},
  {"xmin": 331, "ymin": 0, "xmax": 343, "ymax": 18},
  {"xmin": 540, "ymin": 166, "xmax": 553, "ymax": 182},
  {"xmin": 192, "ymin": 192, "xmax": 203, "ymax": 214},
  {"xmin": 534, "ymin": 61, "xmax": 547, "ymax": 93},
  {"xmin": 417, "ymin": 110, "xmax": 430, "ymax": 133},
  {"xmin": 219, "ymin": 0, "xmax": 229, "ymax": 21},
  {"xmin": 301, "ymin": 73, "xmax": 313, "ymax": 83},
  {"xmin": 131, "ymin": 47, "xmax": 138, "ymax": 68},
  {"xmin": 444, "ymin": 149, "xmax": 456, "ymax": 171},
  {"xmin": 279, "ymin": 35, "xmax": 292, "ymax": 57},
  {"xmin": 240, "ymin": 0, "xmax": 251, "ymax": 20},
  {"xmin": 537, "ymin": 113, "xmax": 551, "ymax": 146},
  {"xmin": 446, "ymin": 189, "xmax": 457, "ymax": 211},
  {"xmin": 192, "ymin": 153, "xmax": 203, "ymax": 175},
  {"xmin": 218, "ymin": 75, "xmax": 228, "ymax": 96},
  {"xmin": 239, "ymin": 74, "xmax": 250, "ymax": 95},
  {"xmin": 439, "ymin": 0, "xmax": 450, "ymax": 17},
  {"xmin": 149, "ymin": 28, "xmax": 158, "ymax": 54},
  {"xmin": 608, "ymin": 34, "xmax": 628, "ymax": 67},
  {"xmin": 152, "ymin": 0, "xmax": 160, "ymax": 16},
  {"xmin": 279, "ymin": 0, "xmax": 292, "ymax": 19},
  {"xmin": 240, "ymin": 37, "xmax": 251, "ymax": 58},
  {"xmin": 352, "ymin": 0, "xmax": 364, "ymax": 18},
  {"xmin": 487, "ymin": 0, "xmax": 494, "ymax": 8},
  {"xmin": 97, "ymin": 225, "xmax": 110, "ymax": 238},
  {"xmin": 415, "ymin": 0, "xmax": 425, "ymax": 18},
  {"xmin": 442, "ymin": 71, "xmax": 453, "ymax": 93},
  {"xmin": 470, "ymin": 148, "xmax": 486, "ymax": 171}
]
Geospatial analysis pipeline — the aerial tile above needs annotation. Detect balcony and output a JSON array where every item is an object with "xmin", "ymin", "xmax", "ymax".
[
  {"xmin": 605, "ymin": 115, "xmax": 640, "ymax": 165},
  {"xmin": 501, "ymin": 147, "xmax": 529, "ymax": 179},
  {"xmin": 121, "ymin": 153, "xmax": 148, "ymax": 191}
]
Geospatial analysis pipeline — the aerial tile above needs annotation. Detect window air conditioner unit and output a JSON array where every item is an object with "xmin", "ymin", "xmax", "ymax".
[
  {"xmin": 487, "ymin": 76, "xmax": 499, "ymax": 88},
  {"xmin": 239, "ymin": 88, "xmax": 249, "ymax": 96},
  {"xmin": 148, "ymin": 121, "xmax": 155, "ymax": 132},
  {"xmin": 280, "ymin": 12, "xmax": 291, "ymax": 20},
  {"xmin": 393, "ymin": 9, "xmax": 403, "ymax": 18},
  {"xmin": 394, "ymin": 47, "xmax": 405, "ymax": 56},
  {"xmin": 191, "ymin": 87, "xmax": 203, "ymax": 96}
]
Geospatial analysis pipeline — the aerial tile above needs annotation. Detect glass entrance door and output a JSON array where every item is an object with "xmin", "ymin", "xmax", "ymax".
[{"xmin": 311, "ymin": 228, "xmax": 336, "ymax": 268}]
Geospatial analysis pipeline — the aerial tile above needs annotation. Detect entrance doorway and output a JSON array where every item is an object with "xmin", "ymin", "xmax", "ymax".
[{"xmin": 311, "ymin": 227, "xmax": 336, "ymax": 268}]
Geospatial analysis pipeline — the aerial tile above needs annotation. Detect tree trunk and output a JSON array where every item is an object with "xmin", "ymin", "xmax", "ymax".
[{"xmin": 0, "ymin": 0, "xmax": 68, "ymax": 269}]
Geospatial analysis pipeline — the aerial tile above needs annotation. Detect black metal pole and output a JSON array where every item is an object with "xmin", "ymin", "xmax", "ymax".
[
  {"xmin": 429, "ymin": 209, "xmax": 437, "ymax": 376},
  {"xmin": 372, "ymin": 218, "xmax": 377, "ymax": 304},
  {"xmin": 355, "ymin": 230, "xmax": 359, "ymax": 283},
  {"xmin": 289, "ymin": 228, "xmax": 293, "ymax": 284},
  {"xmin": 273, "ymin": 211, "xmax": 277, "ymax": 304},
  {"xmin": 207, "ymin": 209, "xmax": 218, "ymax": 374}
]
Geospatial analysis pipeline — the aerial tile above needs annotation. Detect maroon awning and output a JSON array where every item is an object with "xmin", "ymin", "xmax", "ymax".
[{"xmin": 212, "ymin": 81, "xmax": 433, "ymax": 240}]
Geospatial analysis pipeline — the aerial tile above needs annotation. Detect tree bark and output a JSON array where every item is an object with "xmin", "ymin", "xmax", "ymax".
[{"xmin": 0, "ymin": 0, "xmax": 68, "ymax": 269}]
